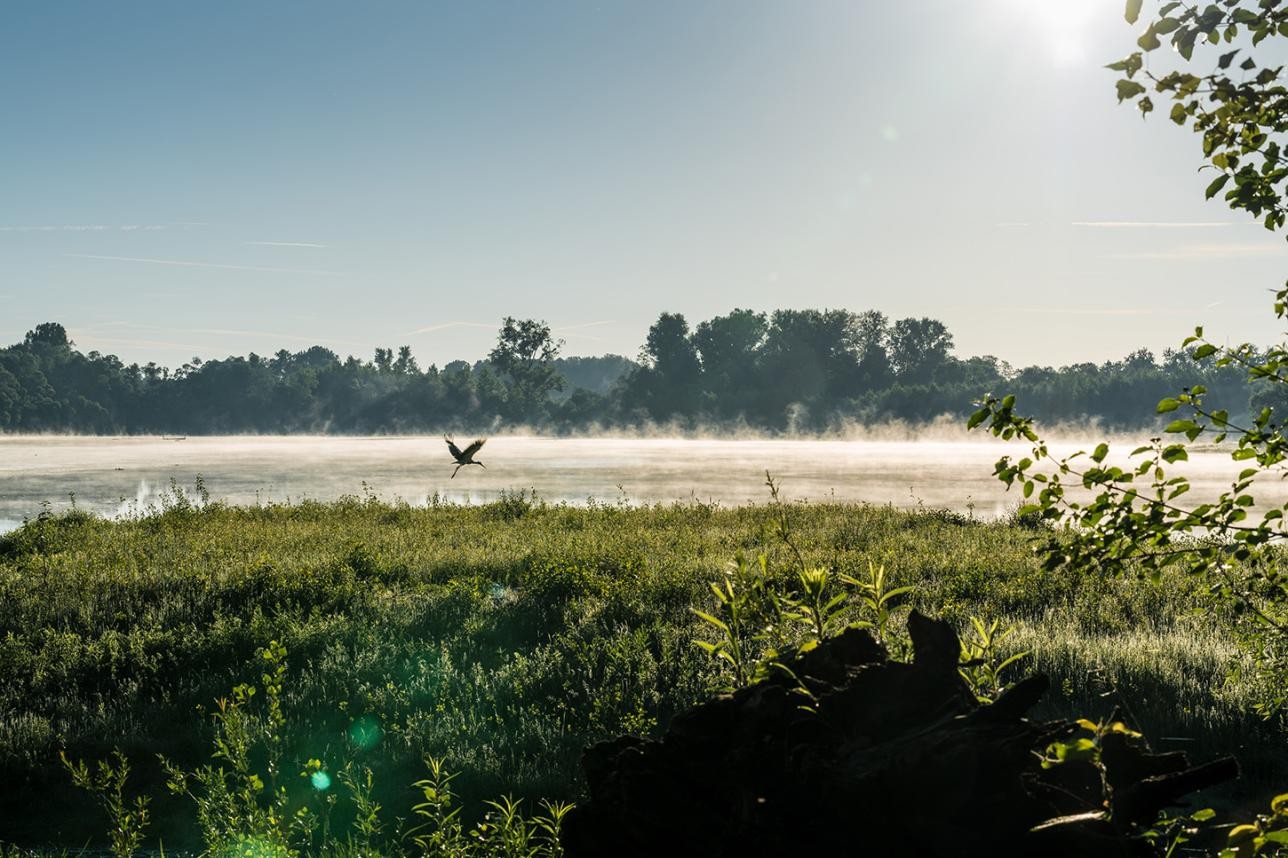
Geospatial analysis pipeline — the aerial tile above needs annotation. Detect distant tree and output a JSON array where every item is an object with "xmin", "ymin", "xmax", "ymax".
[
  {"xmin": 630, "ymin": 312, "xmax": 702, "ymax": 420},
  {"xmin": 393, "ymin": 345, "xmax": 419, "ymax": 376},
  {"xmin": 296, "ymin": 346, "xmax": 338, "ymax": 370},
  {"xmin": 270, "ymin": 349, "xmax": 293, "ymax": 376},
  {"xmin": 554, "ymin": 355, "xmax": 636, "ymax": 398},
  {"xmin": 851, "ymin": 310, "xmax": 894, "ymax": 393},
  {"xmin": 645, "ymin": 313, "xmax": 701, "ymax": 379},
  {"xmin": 757, "ymin": 309, "xmax": 862, "ymax": 424},
  {"xmin": 694, "ymin": 309, "xmax": 766, "ymax": 376},
  {"xmin": 694, "ymin": 309, "xmax": 766, "ymax": 416},
  {"xmin": 1121, "ymin": 348, "xmax": 1157, "ymax": 371},
  {"xmin": 488, "ymin": 317, "xmax": 563, "ymax": 418},
  {"xmin": 887, "ymin": 317, "xmax": 953, "ymax": 384},
  {"xmin": 0, "ymin": 363, "xmax": 20, "ymax": 425},
  {"xmin": 0, "ymin": 304, "xmax": 1261, "ymax": 434},
  {"xmin": 555, "ymin": 387, "xmax": 610, "ymax": 428},
  {"xmin": 24, "ymin": 322, "xmax": 70, "ymax": 351}
]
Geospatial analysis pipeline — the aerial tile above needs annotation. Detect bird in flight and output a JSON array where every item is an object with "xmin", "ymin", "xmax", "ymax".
[{"xmin": 445, "ymin": 436, "xmax": 487, "ymax": 478}]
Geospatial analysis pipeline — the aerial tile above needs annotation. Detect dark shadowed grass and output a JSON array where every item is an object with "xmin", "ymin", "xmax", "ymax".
[{"xmin": 0, "ymin": 494, "xmax": 1280, "ymax": 846}]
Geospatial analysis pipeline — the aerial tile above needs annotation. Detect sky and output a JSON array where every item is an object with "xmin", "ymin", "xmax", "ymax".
[{"xmin": 3, "ymin": 0, "xmax": 1287, "ymax": 370}]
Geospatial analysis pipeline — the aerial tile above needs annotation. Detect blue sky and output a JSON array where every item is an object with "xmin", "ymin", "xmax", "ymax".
[{"xmin": 3, "ymin": 0, "xmax": 1285, "ymax": 369}]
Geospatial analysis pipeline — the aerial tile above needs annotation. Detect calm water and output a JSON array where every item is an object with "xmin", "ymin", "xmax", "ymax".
[{"xmin": 1, "ymin": 434, "xmax": 1283, "ymax": 534}]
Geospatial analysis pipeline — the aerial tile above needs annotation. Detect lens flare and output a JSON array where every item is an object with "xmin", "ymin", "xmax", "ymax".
[
  {"xmin": 349, "ymin": 715, "xmax": 382, "ymax": 750},
  {"xmin": 215, "ymin": 835, "xmax": 291, "ymax": 858},
  {"xmin": 310, "ymin": 770, "xmax": 332, "ymax": 791}
]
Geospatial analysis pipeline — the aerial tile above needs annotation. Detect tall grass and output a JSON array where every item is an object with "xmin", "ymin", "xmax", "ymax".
[{"xmin": 0, "ymin": 493, "xmax": 1279, "ymax": 847}]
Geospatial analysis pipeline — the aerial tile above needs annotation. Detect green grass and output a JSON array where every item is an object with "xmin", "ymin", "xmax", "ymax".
[{"xmin": 0, "ymin": 493, "xmax": 1281, "ymax": 848}]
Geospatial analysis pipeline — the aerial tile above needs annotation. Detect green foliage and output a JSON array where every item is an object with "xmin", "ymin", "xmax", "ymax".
[
  {"xmin": 59, "ymin": 748, "xmax": 151, "ymax": 858},
  {"xmin": 839, "ymin": 560, "xmax": 915, "ymax": 653},
  {"xmin": 0, "ymin": 499, "xmax": 1280, "ymax": 846},
  {"xmin": 957, "ymin": 616, "xmax": 1029, "ymax": 704},
  {"xmin": 974, "ymin": 390, "xmax": 1288, "ymax": 718},
  {"xmin": 488, "ymin": 318, "xmax": 564, "ymax": 421},
  {"xmin": 1138, "ymin": 788, "xmax": 1288, "ymax": 858},
  {"xmin": 1109, "ymin": 1, "xmax": 1288, "ymax": 227},
  {"xmin": 1221, "ymin": 792, "xmax": 1288, "ymax": 857},
  {"xmin": 0, "ymin": 308, "xmax": 1255, "ymax": 433},
  {"xmin": 66, "ymin": 650, "xmax": 569, "ymax": 857},
  {"xmin": 158, "ymin": 641, "xmax": 297, "ymax": 853},
  {"xmin": 1039, "ymin": 715, "xmax": 1141, "ymax": 770},
  {"xmin": 692, "ymin": 556, "xmax": 764, "ymax": 690},
  {"xmin": 691, "ymin": 475, "xmax": 920, "ymax": 691},
  {"xmin": 970, "ymin": 0, "xmax": 1288, "ymax": 724}
]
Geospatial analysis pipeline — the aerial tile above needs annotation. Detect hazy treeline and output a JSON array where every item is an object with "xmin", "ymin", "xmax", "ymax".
[{"xmin": 0, "ymin": 312, "xmax": 1257, "ymax": 434}]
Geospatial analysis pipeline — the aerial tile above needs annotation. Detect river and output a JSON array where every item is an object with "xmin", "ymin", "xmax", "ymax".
[{"xmin": 1, "ymin": 434, "xmax": 1282, "ymax": 533}]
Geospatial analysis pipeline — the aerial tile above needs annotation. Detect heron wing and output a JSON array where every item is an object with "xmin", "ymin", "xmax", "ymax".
[
  {"xmin": 445, "ymin": 436, "xmax": 465, "ymax": 460},
  {"xmin": 462, "ymin": 438, "xmax": 486, "ymax": 460}
]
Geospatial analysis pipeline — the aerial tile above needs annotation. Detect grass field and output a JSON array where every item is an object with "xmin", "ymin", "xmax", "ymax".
[{"xmin": 0, "ymin": 491, "xmax": 1282, "ymax": 849}]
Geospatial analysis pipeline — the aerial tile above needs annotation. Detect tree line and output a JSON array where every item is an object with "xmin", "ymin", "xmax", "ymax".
[{"xmin": 0, "ymin": 312, "xmax": 1259, "ymax": 434}]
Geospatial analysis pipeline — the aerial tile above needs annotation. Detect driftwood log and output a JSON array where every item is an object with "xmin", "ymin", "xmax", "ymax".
[{"xmin": 561, "ymin": 610, "xmax": 1237, "ymax": 857}]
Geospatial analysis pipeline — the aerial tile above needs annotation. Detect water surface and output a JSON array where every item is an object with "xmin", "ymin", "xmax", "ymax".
[{"xmin": 1, "ymin": 434, "xmax": 1282, "ymax": 533}]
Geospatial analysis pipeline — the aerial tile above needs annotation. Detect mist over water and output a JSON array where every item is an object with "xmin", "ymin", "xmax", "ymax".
[{"xmin": 1, "ymin": 434, "xmax": 1284, "ymax": 534}]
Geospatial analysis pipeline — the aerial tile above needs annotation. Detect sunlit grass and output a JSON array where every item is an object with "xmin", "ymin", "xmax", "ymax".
[{"xmin": 0, "ymin": 493, "xmax": 1278, "ymax": 846}]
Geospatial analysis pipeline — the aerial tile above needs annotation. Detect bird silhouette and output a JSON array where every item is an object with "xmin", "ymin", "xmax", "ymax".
[{"xmin": 444, "ymin": 436, "xmax": 487, "ymax": 478}]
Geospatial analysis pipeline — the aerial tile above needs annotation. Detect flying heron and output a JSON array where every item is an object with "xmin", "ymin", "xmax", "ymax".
[{"xmin": 444, "ymin": 436, "xmax": 487, "ymax": 478}]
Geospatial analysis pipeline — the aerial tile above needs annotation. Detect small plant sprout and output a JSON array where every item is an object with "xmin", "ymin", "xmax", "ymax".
[
  {"xmin": 957, "ymin": 616, "xmax": 1030, "ymax": 704},
  {"xmin": 839, "ymin": 561, "xmax": 914, "ymax": 648},
  {"xmin": 60, "ymin": 748, "xmax": 151, "ymax": 858}
]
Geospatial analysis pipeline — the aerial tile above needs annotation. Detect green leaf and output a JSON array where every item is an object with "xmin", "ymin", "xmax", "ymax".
[
  {"xmin": 692, "ymin": 609, "xmax": 728, "ymax": 632},
  {"xmin": 1125, "ymin": 0, "xmax": 1143, "ymax": 24},
  {"xmin": 1205, "ymin": 174, "xmax": 1230, "ymax": 200},
  {"xmin": 1157, "ymin": 397, "xmax": 1180, "ymax": 413},
  {"xmin": 877, "ymin": 585, "xmax": 915, "ymax": 605},
  {"xmin": 1116, "ymin": 79, "xmax": 1147, "ymax": 102},
  {"xmin": 1092, "ymin": 443, "xmax": 1110, "ymax": 463},
  {"xmin": 1194, "ymin": 343, "xmax": 1218, "ymax": 359}
]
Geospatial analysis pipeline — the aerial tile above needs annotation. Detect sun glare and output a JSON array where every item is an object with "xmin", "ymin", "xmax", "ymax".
[{"xmin": 1001, "ymin": 0, "xmax": 1120, "ymax": 67}]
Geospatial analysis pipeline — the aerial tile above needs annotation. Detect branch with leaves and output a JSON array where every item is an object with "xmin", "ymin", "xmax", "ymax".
[{"xmin": 972, "ymin": 0, "xmax": 1288, "ymax": 720}]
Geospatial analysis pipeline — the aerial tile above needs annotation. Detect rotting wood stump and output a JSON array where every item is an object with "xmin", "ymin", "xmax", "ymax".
[{"xmin": 561, "ymin": 610, "xmax": 1237, "ymax": 857}]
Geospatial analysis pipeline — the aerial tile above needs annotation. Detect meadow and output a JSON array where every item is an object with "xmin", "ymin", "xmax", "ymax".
[{"xmin": 0, "ymin": 489, "xmax": 1281, "ymax": 850}]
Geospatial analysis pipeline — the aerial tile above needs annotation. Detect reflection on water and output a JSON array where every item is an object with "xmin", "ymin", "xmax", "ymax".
[{"xmin": 1, "ymin": 434, "xmax": 1284, "ymax": 534}]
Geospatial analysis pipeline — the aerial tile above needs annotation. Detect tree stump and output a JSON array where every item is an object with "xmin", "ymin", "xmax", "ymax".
[{"xmin": 561, "ymin": 610, "xmax": 1237, "ymax": 857}]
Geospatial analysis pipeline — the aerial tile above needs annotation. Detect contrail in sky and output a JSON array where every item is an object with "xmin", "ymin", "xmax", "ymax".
[
  {"xmin": 406, "ymin": 321, "xmax": 495, "ymax": 335},
  {"xmin": 245, "ymin": 241, "xmax": 328, "ymax": 248}
]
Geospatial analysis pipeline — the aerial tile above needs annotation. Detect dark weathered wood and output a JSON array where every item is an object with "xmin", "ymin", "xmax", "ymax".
[{"xmin": 561, "ymin": 611, "xmax": 1238, "ymax": 857}]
